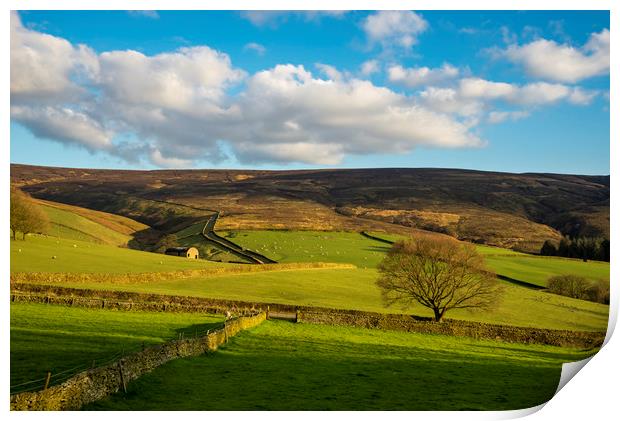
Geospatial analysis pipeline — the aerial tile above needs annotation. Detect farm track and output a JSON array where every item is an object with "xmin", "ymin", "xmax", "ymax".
[
  {"xmin": 132, "ymin": 196, "xmax": 277, "ymax": 264},
  {"xmin": 201, "ymin": 213, "xmax": 277, "ymax": 264}
]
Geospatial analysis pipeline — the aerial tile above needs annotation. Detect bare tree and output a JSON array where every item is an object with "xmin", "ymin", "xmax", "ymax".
[
  {"xmin": 376, "ymin": 237, "xmax": 504, "ymax": 322},
  {"xmin": 10, "ymin": 188, "xmax": 49, "ymax": 240}
]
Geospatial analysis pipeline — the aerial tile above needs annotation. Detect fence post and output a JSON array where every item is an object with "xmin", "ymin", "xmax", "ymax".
[
  {"xmin": 43, "ymin": 371, "xmax": 51, "ymax": 390},
  {"xmin": 266, "ymin": 305, "xmax": 270, "ymax": 320},
  {"xmin": 118, "ymin": 361, "xmax": 127, "ymax": 394},
  {"xmin": 296, "ymin": 309, "xmax": 300, "ymax": 323}
]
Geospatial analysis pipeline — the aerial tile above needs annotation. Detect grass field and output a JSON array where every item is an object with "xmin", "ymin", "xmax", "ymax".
[
  {"xmin": 27, "ymin": 266, "xmax": 608, "ymax": 332},
  {"xmin": 484, "ymin": 255, "xmax": 610, "ymax": 287},
  {"xmin": 40, "ymin": 204, "xmax": 133, "ymax": 246},
  {"xmin": 10, "ymin": 235, "xmax": 227, "ymax": 273},
  {"xmin": 223, "ymin": 230, "xmax": 609, "ymax": 287},
  {"xmin": 10, "ymin": 231, "xmax": 609, "ymax": 331},
  {"xmin": 220, "ymin": 230, "xmax": 393, "ymax": 268},
  {"xmin": 10, "ymin": 302, "xmax": 224, "ymax": 390},
  {"xmin": 87, "ymin": 320, "xmax": 594, "ymax": 411},
  {"xmin": 37, "ymin": 199, "xmax": 148, "ymax": 237}
]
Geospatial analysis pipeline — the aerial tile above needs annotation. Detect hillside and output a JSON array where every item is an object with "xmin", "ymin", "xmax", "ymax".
[
  {"xmin": 11, "ymin": 164, "xmax": 609, "ymax": 252},
  {"xmin": 35, "ymin": 199, "xmax": 149, "ymax": 247}
]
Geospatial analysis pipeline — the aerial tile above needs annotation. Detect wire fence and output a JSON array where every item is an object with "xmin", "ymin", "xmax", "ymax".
[{"xmin": 9, "ymin": 317, "xmax": 239, "ymax": 395}]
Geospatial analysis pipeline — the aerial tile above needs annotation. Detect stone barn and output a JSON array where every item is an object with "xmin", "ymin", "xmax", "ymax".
[{"xmin": 165, "ymin": 246, "xmax": 199, "ymax": 259}]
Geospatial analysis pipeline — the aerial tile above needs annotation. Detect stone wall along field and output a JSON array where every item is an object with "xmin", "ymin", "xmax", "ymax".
[
  {"xmin": 11, "ymin": 282, "xmax": 605, "ymax": 348},
  {"xmin": 10, "ymin": 312, "xmax": 266, "ymax": 411}
]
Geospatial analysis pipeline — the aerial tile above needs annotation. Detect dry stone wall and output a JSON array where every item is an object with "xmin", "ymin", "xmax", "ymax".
[
  {"xmin": 10, "ymin": 282, "xmax": 605, "ymax": 348},
  {"xmin": 296, "ymin": 307, "xmax": 605, "ymax": 348},
  {"xmin": 10, "ymin": 312, "xmax": 266, "ymax": 411}
]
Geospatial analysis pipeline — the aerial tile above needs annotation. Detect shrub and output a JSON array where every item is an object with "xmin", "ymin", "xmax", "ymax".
[{"xmin": 546, "ymin": 275, "xmax": 609, "ymax": 304}]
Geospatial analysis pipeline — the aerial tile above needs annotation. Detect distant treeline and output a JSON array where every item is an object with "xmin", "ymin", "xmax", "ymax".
[{"xmin": 540, "ymin": 237, "xmax": 610, "ymax": 262}]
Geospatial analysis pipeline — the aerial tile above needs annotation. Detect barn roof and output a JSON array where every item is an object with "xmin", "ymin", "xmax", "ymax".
[{"xmin": 165, "ymin": 247, "xmax": 194, "ymax": 252}]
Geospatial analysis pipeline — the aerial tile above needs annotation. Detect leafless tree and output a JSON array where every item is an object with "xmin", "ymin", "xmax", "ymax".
[{"xmin": 376, "ymin": 237, "xmax": 504, "ymax": 322}]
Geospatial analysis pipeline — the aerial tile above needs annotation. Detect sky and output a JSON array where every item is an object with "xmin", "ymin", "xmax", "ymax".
[{"xmin": 10, "ymin": 10, "xmax": 610, "ymax": 174}]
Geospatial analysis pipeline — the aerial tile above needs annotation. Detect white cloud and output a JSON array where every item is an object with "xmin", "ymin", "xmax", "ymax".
[
  {"xmin": 501, "ymin": 29, "xmax": 609, "ymax": 83},
  {"xmin": 243, "ymin": 42, "xmax": 266, "ymax": 55},
  {"xmin": 10, "ymin": 12, "xmax": 98, "ymax": 104},
  {"xmin": 11, "ymin": 106, "xmax": 112, "ymax": 150},
  {"xmin": 98, "ymin": 47, "xmax": 246, "ymax": 113},
  {"xmin": 388, "ymin": 63, "xmax": 459, "ymax": 88},
  {"xmin": 315, "ymin": 63, "xmax": 343, "ymax": 81},
  {"xmin": 149, "ymin": 148, "xmax": 194, "ymax": 168},
  {"xmin": 127, "ymin": 11, "xmax": 159, "ymax": 19},
  {"xmin": 235, "ymin": 142, "xmax": 345, "ymax": 166},
  {"xmin": 487, "ymin": 110, "xmax": 529, "ymax": 124},
  {"xmin": 419, "ymin": 87, "xmax": 483, "ymax": 117},
  {"xmin": 231, "ymin": 65, "xmax": 482, "ymax": 163},
  {"xmin": 568, "ymin": 87, "xmax": 598, "ymax": 105},
  {"xmin": 240, "ymin": 11, "xmax": 346, "ymax": 28},
  {"xmin": 458, "ymin": 78, "xmax": 595, "ymax": 106},
  {"xmin": 360, "ymin": 59, "xmax": 380, "ymax": 76},
  {"xmin": 363, "ymin": 11, "xmax": 429, "ymax": 49},
  {"xmin": 11, "ymin": 13, "xmax": 600, "ymax": 169},
  {"xmin": 459, "ymin": 78, "xmax": 516, "ymax": 100}
]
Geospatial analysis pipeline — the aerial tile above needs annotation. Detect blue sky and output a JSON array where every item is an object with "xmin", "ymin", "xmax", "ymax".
[{"xmin": 10, "ymin": 10, "xmax": 610, "ymax": 174}]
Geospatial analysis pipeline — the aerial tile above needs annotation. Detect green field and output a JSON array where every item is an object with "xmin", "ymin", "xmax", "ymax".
[
  {"xmin": 223, "ymin": 230, "xmax": 609, "ymax": 287},
  {"xmin": 40, "ymin": 204, "xmax": 133, "ymax": 246},
  {"xmin": 485, "ymin": 255, "xmax": 610, "ymax": 287},
  {"xmin": 220, "ymin": 230, "xmax": 393, "ymax": 267},
  {"xmin": 11, "ymin": 232, "xmax": 609, "ymax": 332},
  {"xmin": 39, "ymin": 267, "xmax": 606, "ymax": 331},
  {"xmin": 10, "ymin": 302, "xmax": 224, "ymax": 390},
  {"xmin": 87, "ymin": 320, "xmax": 594, "ymax": 411},
  {"xmin": 10, "ymin": 235, "xmax": 228, "ymax": 273}
]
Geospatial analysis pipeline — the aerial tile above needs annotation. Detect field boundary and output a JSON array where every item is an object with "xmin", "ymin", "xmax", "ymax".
[
  {"xmin": 10, "ymin": 311, "xmax": 266, "ymax": 410},
  {"xmin": 11, "ymin": 283, "xmax": 605, "ymax": 348},
  {"xmin": 201, "ymin": 212, "xmax": 277, "ymax": 264},
  {"xmin": 10, "ymin": 262, "xmax": 355, "ymax": 285}
]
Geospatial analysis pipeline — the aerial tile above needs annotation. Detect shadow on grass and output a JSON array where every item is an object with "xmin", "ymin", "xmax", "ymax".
[
  {"xmin": 174, "ymin": 321, "xmax": 225, "ymax": 338},
  {"xmin": 85, "ymin": 324, "xmax": 574, "ymax": 411}
]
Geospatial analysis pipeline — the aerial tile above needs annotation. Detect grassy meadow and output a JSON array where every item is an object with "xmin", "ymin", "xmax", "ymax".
[
  {"xmin": 221, "ymin": 230, "xmax": 390, "ymax": 267},
  {"xmin": 10, "ymin": 231, "xmax": 609, "ymax": 332},
  {"xmin": 36, "ymin": 266, "xmax": 607, "ymax": 331},
  {"xmin": 9, "ymin": 199, "xmax": 610, "ymax": 411},
  {"xmin": 222, "ymin": 230, "xmax": 610, "ymax": 287},
  {"xmin": 40, "ymin": 203, "xmax": 134, "ymax": 246},
  {"xmin": 86, "ymin": 320, "xmax": 595, "ymax": 411},
  {"xmin": 10, "ymin": 235, "xmax": 227, "ymax": 273},
  {"xmin": 10, "ymin": 302, "xmax": 224, "ymax": 390}
]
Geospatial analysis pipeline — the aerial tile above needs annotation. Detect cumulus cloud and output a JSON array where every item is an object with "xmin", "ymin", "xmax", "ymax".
[
  {"xmin": 487, "ymin": 110, "xmax": 529, "ymax": 124},
  {"xmin": 98, "ymin": 47, "xmax": 245, "ymax": 112},
  {"xmin": 243, "ymin": 42, "xmax": 266, "ymax": 55},
  {"xmin": 362, "ymin": 11, "xmax": 429, "ymax": 49},
  {"xmin": 10, "ymin": 12, "xmax": 98, "ymax": 104},
  {"xmin": 315, "ymin": 63, "xmax": 343, "ymax": 81},
  {"xmin": 235, "ymin": 142, "xmax": 345, "ymax": 166},
  {"xmin": 149, "ymin": 148, "xmax": 194, "ymax": 168},
  {"xmin": 11, "ymin": 12, "xmax": 600, "ymax": 168},
  {"xmin": 499, "ymin": 29, "xmax": 610, "ymax": 83},
  {"xmin": 231, "ymin": 64, "xmax": 482, "ymax": 163},
  {"xmin": 11, "ymin": 106, "xmax": 112, "ymax": 150},
  {"xmin": 388, "ymin": 63, "xmax": 459, "ymax": 87},
  {"xmin": 419, "ymin": 87, "xmax": 483, "ymax": 117},
  {"xmin": 458, "ymin": 78, "xmax": 596, "ymax": 106},
  {"xmin": 360, "ymin": 59, "xmax": 380, "ymax": 76}
]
